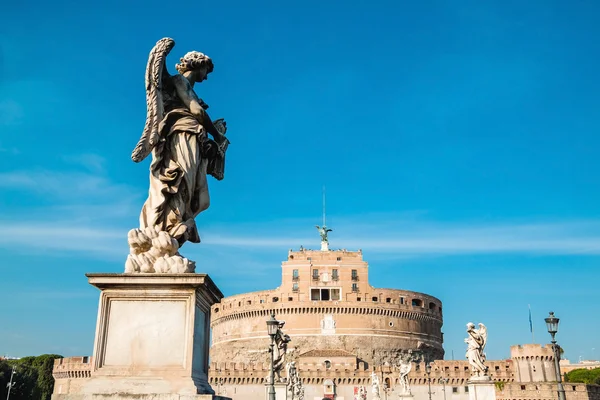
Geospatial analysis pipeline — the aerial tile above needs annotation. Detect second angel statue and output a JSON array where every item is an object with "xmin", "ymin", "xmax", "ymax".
[{"xmin": 125, "ymin": 38, "xmax": 229, "ymax": 273}]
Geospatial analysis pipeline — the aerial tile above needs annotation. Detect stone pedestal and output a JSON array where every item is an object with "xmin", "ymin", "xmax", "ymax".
[
  {"xmin": 61, "ymin": 273, "xmax": 229, "ymax": 400},
  {"xmin": 264, "ymin": 382, "xmax": 287, "ymax": 400},
  {"xmin": 468, "ymin": 376, "xmax": 496, "ymax": 400}
]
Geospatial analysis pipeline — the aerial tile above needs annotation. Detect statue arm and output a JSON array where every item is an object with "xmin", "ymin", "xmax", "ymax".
[{"xmin": 174, "ymin": 76, "xmax": 225, "ymax": 142}]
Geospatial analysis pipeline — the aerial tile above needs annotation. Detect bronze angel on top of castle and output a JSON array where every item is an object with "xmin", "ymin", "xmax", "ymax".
[{"xmin": 126, "ymin": 37, "xmax": 230, "ymax": 274}]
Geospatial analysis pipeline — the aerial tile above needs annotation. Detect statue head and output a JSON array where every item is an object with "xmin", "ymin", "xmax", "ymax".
[
  {"xmin": 176, "ymin": 51, "xmax": 214, "ymax": 82},
  {"xmin": 466, "ymin": 322, "xmax": 475, "ymax": 331}
]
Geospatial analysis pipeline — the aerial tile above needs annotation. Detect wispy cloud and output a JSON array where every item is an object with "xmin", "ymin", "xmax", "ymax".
[
  {"xmin": 0, "ymin": 169, "xmax": 135, "ymax": 201},
  {"xmin": 62, "ymin": 153, "xmax": 106, "ymax": 174}
]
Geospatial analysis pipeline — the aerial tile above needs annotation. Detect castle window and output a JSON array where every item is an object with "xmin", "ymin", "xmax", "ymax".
[
  {"xmin": 520, "ymin": 385, "xmax": 526, "ymax": 390},
  {"xmin": 324, "ymin": 360, "xmax": 331, "ymax": 369},
  {"xmin": 351, "ymin": 269, "xmax": 358, "ymax": 280},
  {"xmin": 82, "ymin": 356, "xmax": 89, "ymax": 363},
  {"xmin": 292, "ymin": 283, "xmax": 299, "ymax": 292},
  {"xmin": 272, "ymin": 297, "xmax": 279, "ymax": 302},
  {"xmin": 336, "ymin": 256, "xmax": 341, "ymax": 261},
  {"xmin": 332, "ymin": 269, "xmax": 339, "ymax": 280},
  {"xmin": 429, "ymin": 302, "xmax": 436, "ymax": 310},
  {"xmin": 312, "ymin": 269, "xmax": 319, "ymax": 280},
  {"xmin": 400, "ymin": 297, "xmax": 405, "ymax": 304},
  {"xmin": 311, "ymin": 288, "xmax": 320, "ymax": 301},
  {"xmin": 321, "ymin": 289, "xmax": 331, "ymax": 301},
  {"xmin": 495, "ymin": 366, "xmax": 500, "ymax": 371},
  {"xmin": 412, "ymin": 299, "xmax": 423, "ymax": 307},
  {"xmin": 372, "ymin": 296, "xmax": 378, "ymax": 302},
  {"xmin": 352, "ymin": 283, "xmax": 359, "ymax": 292},
  {"xmin": 289, "ymin": 255, "xmax": 294, "ymax": 259},
  {"xmin": 260, "ymin": 299, "xmax": 264, "ymax": 304},
  {"xmin": 386, "ymin": 297, "xmax": 391, "ymax": 303},
  {"xmin": 247, "ymin": 300, "xmax": 251, "ymax": 305},
  {"xmin": 307, "ymin": 257, "xmax": 312, "ymax": 261},
  {"xmin": 357, "ymin": 297, "xmax": 361, "ymax": 301},
  {"xmin": 288, "ymin": 297, "xmax": 293, "ymax": 301},
  {"xmin": 292, "ymin": 269, "xmax": 299, "ymax": 280},
  {"xmin": 452, "ymin": 387, "xmax": 458, "ymax": 393},
  {"xmin": 331, "ymin": 288, "xmax": 340, "ymax": 300},
  {"xmin": 214, "ymin": 307, "xmax": 219, "ymax": 313},
  {"xmin": 464, "ymin": 386, "xmax": 469, "ymax": 393}
]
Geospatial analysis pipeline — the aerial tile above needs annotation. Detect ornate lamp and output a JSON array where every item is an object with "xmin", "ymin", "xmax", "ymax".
[
  {"xmin": 545, "ymin": 311, "xmax": 559, "ymax": 337},
  {"xmin": 425, "ymin": 362, "xmax": 432, "ymax": 400},
  {"xmin": 545, "ymin": 311, "xmax": 566, "ymax": 400},
  {"xmin": 267, "ymin": 312, "xmax": 279, "ymax": 337},
  {"xmin": 266, "ymin": 312, "xmax": 279, "ymax": 400}
]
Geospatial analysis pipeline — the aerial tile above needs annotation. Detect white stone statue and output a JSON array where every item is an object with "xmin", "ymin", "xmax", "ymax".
[
  {"xmin": 465, "ymin": 322, "xmax": 489, "ymax": 378},
  {"xmin": 398, "ymin": 357, "xmax": 413, "ymax": 395},
  {"xmin": 371, "ymin": 371, "xmax": 381, "ymax": 400},
  {"xmin": 356, "ymin": 385, "xmax": 367, "ymax": 400},
  {"xmin": 125, "ymin": 38, "xmax": 230, "ymax": 274},
  {"xmin": 273, "ymin": 321, "xmax": 291, "ymax": 383},
  {"xmin": 286, "ymin": 361, "xmax": 304, "ymax": 400}
]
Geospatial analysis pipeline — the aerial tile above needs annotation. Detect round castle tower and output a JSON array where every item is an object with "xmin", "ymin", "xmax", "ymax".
[{"xmin": 209, "ymin": 229, "xmax": 444, "ymax": 367}]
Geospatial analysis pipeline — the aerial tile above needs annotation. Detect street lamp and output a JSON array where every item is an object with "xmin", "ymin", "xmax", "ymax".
[
  {"xmin": 6, "ymin": 366, "xmax": 16, "ymax": 400},
  {"xmin": 267, "ymin": 312, "xmax": 279, "ymax": 400},
  {"xmin": 425, "ymin": 363, "xmax": 433, "ymax": 400},
  {"xmin": 439, "ymin": 377, "xmax": 448, "ymax": 400},
  {"xmin": 545, "ymin": 311, "xmax": 566, "ymax": 400}
]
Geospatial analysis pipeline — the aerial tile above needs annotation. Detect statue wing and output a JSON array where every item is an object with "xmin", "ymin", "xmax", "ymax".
[
  {"xmin": 479, "ymin": 323, "xmax": 488, "ymax": 351},
  {"xmin": 131, "ymin": 37, "xmax": 176, "ymax": 162}
]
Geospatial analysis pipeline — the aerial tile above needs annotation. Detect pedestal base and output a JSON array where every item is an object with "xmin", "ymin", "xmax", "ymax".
[
  {"xmin": 77, "ymin": 273, "xmax": 228, "ymax": 400},
  {"xmin": 264, "ymin": 383, "xmax": 287, "ymax": 400},
  {"xmin": 468, "ymin": 377, "xmax": 496, "ymax": 400}
]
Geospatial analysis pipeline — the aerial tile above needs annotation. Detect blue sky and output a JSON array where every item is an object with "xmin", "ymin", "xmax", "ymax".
[{"xmin": 1, "ymin": 0, "xmax": 599, "ymax": 362}]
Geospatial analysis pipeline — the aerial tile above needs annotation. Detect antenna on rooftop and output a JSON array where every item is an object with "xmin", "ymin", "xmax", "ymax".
[
  {"xmin": 316, "ymin": 185, "xmax": 332, "ymax": 251},
  {"xmin": 322, "ymin": 185, "xmax": 326, "ymax": 227}
]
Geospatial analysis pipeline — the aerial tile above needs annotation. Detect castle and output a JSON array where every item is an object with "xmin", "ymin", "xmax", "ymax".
[{"xmin": 52, "ymin": 235, "xmax": 600, "ymax": 400}]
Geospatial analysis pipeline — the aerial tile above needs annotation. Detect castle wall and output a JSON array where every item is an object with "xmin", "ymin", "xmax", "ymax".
[
  {"xmin": 510, "ymin": 344, "xmax": 557, "ymax": 383},
  {"xmin": 210, "ymin": 248, "xmax": 444, "ymax": 366}
]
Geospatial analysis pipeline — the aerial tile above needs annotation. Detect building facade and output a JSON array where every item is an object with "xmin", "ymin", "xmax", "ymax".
[{"xmin": 209, "ymin": 246, "xmax": 444, "ymax": 368}]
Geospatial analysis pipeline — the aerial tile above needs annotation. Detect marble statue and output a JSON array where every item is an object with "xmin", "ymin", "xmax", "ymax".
[
  {"xmin": 398, "ymin": 355, "xmax": 413, "ymax": 395},
  {"xmin": 125, "ymin": 37, "xmax": 229, "ymax": 274},
  {"xmin": 371, "ymin": 371, "xmax": 381, "ymax": 400},
  {"xmin": 286, "ymin": 361, "xmax": 304, "ymax": 400},
  {"xmin": 355, "ymin": 385, "xmax": 367, "ymax": 400},
  {"xmin": 465, "ymin": 322, "xmax": 488, "ymax": 378},
  {"xmin": 273, "ymin": 321, "xmax": 291, "ymax": 383}
]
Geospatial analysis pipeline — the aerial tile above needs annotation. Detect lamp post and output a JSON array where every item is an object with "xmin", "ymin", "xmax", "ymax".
[
  {"xmin": 6, "ymin": 366, "xmax": 16, "ymax": 400},
  {"xmin": 439, "ymin": 377, "xmax": 448, "ymax": 400},
  {"xmin": 267, "ymin": 312, "xmax": 279, "ymax": 400},
  {"xmin": 425, "ymin": 363, "xmax": 433, "ymax": 400},
  {"xmin": 545, "ymin": 311, "xmax": 566, "ymax": 400}
]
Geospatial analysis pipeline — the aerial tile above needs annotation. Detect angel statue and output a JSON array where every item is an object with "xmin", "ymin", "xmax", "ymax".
[
  {"xmin": 465, "ymin": 322, "xmax": 489, "ymax": 378},
  {"xmin": 397, "ymin": 353, "xmax": 414, "ymax": 395},
  {"xmin": 371, "ymin": 371, "xmax": 382, "ymax": 400},
  {"xmin": 273, "ymin": 321, "xmax": 292, "ymax": 382},
  {"xmin": 316, "ymin": 225, "xmax": 332, "ymax": 243},
  {"xmin": 125, "ymin": 37, "xmax": 229, "ymax": 274}
]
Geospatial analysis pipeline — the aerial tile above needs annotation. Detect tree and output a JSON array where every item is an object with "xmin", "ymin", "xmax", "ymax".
[
  {"xmin": 564, "ymin": 368, "xmax": 600, "ymax": 385},
  {"xmin": 0, "ymin": 354, "xmax": 62, "ymax": 400}
]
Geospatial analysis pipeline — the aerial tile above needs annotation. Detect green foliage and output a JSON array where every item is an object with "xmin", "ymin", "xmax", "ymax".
[
  {"xmin": 494, "ymin": 381, "xmax": 505, "ymax": 391},
  {"xmin": 564, "ymin": 368, "xmax": 600, "ymax": 385},
  {"xmin": 0, "ymin": 354, "xmax": 62, "ymax": 400}
]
